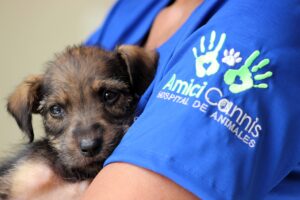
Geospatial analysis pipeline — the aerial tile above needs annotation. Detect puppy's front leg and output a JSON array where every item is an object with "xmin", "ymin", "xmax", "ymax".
[
  {"xmin": 24, "ymin": 180, "xmax": 90, "ymax": 200},
  {"xmin": 10, "ymin": 161, "xmax": 90, "ymax": 200}
]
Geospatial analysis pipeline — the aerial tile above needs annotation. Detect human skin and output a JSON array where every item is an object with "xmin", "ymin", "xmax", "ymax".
[
  {"xmin": 81, "ymin": 1, "xmax": 203, "ymax": 200},
  {"xmin": 81, "ymin": 163, "xmax": 199, "ymax": 200}
]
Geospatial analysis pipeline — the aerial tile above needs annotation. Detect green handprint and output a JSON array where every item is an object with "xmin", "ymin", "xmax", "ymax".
[{"xmin": 224, "ymin": 50, "xmax": 273, "ymax": 94}]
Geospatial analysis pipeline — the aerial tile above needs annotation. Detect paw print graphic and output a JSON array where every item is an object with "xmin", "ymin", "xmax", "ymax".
[
  {"xmin": 192, "ymin": 31, "xmax": 227, "ymax": 78},
  {"xmin": 224, "ymin": 50, "xmax": 273, "ymax": 94},
  {"xmin": 222, "ymin": 49, "xmax": 242, "ymax": 67}
]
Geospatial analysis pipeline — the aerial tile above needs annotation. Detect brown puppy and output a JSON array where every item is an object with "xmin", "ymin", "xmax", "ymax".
[{"xmin": 0, "ymin": 45, "xmax": 157, "ymax": 199}]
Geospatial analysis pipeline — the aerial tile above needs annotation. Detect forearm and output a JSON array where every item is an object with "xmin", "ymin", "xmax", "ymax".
[{"xmin": 81, "ymin": 162, "xmax": 199, "ymax": 200}]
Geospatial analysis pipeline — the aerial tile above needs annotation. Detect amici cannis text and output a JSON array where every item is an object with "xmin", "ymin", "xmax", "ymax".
[{"xmin": 157, "ymin": 74, "xmax": 261, "ymax": 148}]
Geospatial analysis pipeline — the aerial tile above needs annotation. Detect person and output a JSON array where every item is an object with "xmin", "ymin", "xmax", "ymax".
[{"xmin": 81, "ymin": 0, "xmax": 300, "ymax": 199}]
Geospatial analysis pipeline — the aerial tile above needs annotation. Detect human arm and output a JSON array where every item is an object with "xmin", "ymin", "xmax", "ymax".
[{"xmin": 81, "ymin": 163, "xmax": 199, "ymax": 200}]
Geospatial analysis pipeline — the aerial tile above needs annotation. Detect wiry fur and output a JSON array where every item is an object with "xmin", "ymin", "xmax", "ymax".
[{"xmin": 0, "ymin": 45, "xmax": 157, "ymax": 199}]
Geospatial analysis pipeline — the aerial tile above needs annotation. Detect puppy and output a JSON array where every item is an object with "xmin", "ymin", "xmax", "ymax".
[{"xmin": 0, "ymin": 45, "xmax": 157, "ymax": 199}]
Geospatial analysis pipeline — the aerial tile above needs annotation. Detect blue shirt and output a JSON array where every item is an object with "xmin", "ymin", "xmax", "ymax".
[{"xmin": 86, "ymin": 0, "xmax": 300, "ymax": 199}]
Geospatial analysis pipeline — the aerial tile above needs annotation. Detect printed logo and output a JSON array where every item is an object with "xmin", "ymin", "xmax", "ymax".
[
  {"xmin": 192, "ymin": 30, "xmax": 273, "ymax": 94},
  {"xmin": 222, "ymin": 48, "xmax": 242, "ymax": 67},
  {"xmin": 192, "ymin": 31, "xmax": 226, "ymax": 77},
  {"xmin": 157, "ymin": 30, "xmax": 274, "ymax": 148},
  {"xmin": 224, "ymin": 50, "xmax": 273, "ymax": 94}
]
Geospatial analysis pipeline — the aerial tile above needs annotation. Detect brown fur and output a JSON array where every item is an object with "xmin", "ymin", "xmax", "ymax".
[{"xmin": 0, "ymin": 45, "xmax": 157, "ymax": 199}]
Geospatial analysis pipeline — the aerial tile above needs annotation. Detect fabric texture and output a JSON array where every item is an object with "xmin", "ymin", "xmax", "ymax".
[{"xmin": 86, "ymin": 0, "xmax": 300, "ymax": 199}]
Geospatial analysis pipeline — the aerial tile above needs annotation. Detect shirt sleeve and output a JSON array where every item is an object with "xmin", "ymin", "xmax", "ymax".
[{"xmin": 104, "ymin": 1, "xmax": 300, "ymax": 199}]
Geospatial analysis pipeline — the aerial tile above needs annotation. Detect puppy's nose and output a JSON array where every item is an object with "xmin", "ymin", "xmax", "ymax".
[{"xmin": 80, "ymin": 138, "xmax": 102, "ymax": 157}]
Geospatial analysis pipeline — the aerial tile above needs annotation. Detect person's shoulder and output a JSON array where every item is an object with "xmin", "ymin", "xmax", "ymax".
[{"xmin": 214, "ymin": 0, "xmax": 300, "ymax": 36}]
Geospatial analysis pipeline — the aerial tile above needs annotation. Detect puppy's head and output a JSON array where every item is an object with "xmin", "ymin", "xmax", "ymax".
[{"xmin": 7, "ymin": 45, "xmax": 157, "ymax": 175}]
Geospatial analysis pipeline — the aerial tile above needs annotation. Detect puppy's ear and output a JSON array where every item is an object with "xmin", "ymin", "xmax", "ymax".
[
  {"xmin": 7, "ymin": 75, "xmax": 43, "ymax": 143},
  {"xmin": 117, "ymin": 45, "xmax": 158, "ymax": 96}
]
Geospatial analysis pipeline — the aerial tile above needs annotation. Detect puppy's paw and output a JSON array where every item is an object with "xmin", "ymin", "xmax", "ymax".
[
  {"xmin": 10, "ymin": 160, "xmax": 90, "ymax": 200},
  {"xmin": 11, "ymin": 160, "xmax": 56, "ymax": 198}
]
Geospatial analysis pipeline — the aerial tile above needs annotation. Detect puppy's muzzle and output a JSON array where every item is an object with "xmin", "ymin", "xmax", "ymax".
[
  {"xmin": 73, "ymin": 123, "xmax": 103, "ymax": 157},
  {"xmin": 80, "ymin": 138, "xmax": 102, "ymax": 157}
]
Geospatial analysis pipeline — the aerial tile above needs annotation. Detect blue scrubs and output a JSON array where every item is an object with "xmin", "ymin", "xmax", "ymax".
[{"xmin": 86, "ymin": 0, "xmax": 300, "ymax": 199}]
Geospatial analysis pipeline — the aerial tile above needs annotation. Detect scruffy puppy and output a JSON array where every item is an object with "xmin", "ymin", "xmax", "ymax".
[{"xmin": 0, "ymin": 45, "xmax": 157, "ymax": 200}]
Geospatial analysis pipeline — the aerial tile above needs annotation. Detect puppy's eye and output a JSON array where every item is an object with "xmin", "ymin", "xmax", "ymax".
[
  {"xmin": 102, "ymin": 90, "xmax": 120, "ymax": 104},
  {"xmin": 49, "ymin": 105, "xmax": 64, "ymax": 118}
]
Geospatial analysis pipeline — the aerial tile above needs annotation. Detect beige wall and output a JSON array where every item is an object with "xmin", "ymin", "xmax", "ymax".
[{"xmin": 0, "ymin": 0, "xmax": 114, "ymax": 156}]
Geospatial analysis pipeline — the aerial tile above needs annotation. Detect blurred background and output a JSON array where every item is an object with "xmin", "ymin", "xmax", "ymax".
[{"xmin": 0, "ymin": 0, "xmax": 114, "ymax": 156}]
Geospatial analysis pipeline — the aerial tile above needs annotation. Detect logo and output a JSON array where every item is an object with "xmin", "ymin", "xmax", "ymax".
[
  {"xmin": 156, "ymin": 30, "xmax": 274, "ymax": 148},
  {"xmin": 192, "ymin": 30, "xmax": 273, "ymax": 93},
  {"xmin": 224, "ymin": 50, "xmax": 273, "ymax": 93},
  {"xmin": 192, "ymin": 30, "xmax": 226, "ymax": 77}
]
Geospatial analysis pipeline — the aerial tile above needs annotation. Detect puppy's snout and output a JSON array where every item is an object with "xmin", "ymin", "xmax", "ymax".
[
  {"xmin": 73, "ymin": 123, "xmax": 104, "ymax": 157},
  {"xmin": 80, "ymin": 138, "xmax": 102, "ymax": 157}
]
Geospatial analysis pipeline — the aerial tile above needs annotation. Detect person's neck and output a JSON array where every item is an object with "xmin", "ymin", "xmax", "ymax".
[
  {"xmin": 173, "ymin": 0, "xmax": 203, "ymax": 8},
  {"xmin": 144, "ymin": 0, "xmax": 203, "ymax": 49}
]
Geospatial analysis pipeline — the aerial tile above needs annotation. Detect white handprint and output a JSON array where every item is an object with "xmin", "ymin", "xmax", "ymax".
[{"xmin": 192, "ymin": 31, "xmax": 226, "ymax": 78}]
